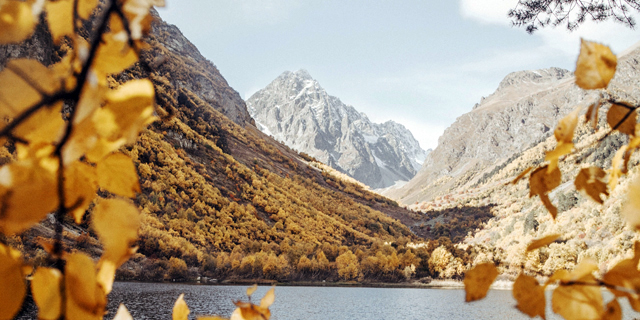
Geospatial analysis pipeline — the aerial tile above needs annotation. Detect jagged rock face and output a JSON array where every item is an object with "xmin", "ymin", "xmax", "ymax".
[
  {"xmin": 387, "ymin": 46, "xmax": 640, "ymax": 205},
  {"xmin": 247, "ymin": 70, "xmax": 427, "ymax": 188},
  {"xmin": 385, "ymin": 67, "xmax": 589, "ymax": 204},
  {"xmin": 148, "ymin": 12, "xmax": 255, "ymax": 127}
]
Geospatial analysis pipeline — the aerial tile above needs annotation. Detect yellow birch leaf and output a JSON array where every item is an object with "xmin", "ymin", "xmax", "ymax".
[
  {"xmin": 94, "ymin": 33, "xmax": 138, "ymax": 75},
  {"xmin": 246, "ymin": 284, "xmax": 258, "ymax": 297},
  {"xmin": 0, "ymin": 59, "xmax": 58, "ymax": 121},
  {"xmin": 575, "ymin": 39, "xmax": 617, "ymax": 90},
  {"xmin": 0, "ymin": 159, "xmax": 58, "ymax": 235},
  {"xmin": 526, "ymin": 234, "xmax": 561, "ymax": 252},
  {"xmin": 75, "ymin": 81, "xmax": 106, "ymax": 125},
  {"xmin": 602, "ymin": 299, "xmax": 622, "ymax": 320},
  {"xmin": 530, "ymin": 165, "xmax": 562, "ymax": 197},
  {"xmin": 545, "ymin": 142, "xmax": 573, "ymax": 172},
  {"xmin": 77, "ymin": 0, "xmax": 98, "ymax": 19},
  {"xmin": 92, "ymin": 198, "xmax": 140, "ymax": 259},
  {"xmin": 260, "ymin": 287, "xmax": 275, "ymax": 308},
  {"xmin": 610, "ymin": 146, "xmax": 628, "ymax": 192},
  {"xmin": 567, "ymin": 259, "xmax": 599, "ymax": 282},
  {"xmin": 65, "ymin": 160, "xmax": 97, "ymax": 223},
  {"xmin": 575, "ymin": 166, "xmax": 608, "ymax": 204},
  {"xmin": 173, "ymin": 294, "xmax": 190, "ymax": 320},
  {"xmin": 45, "ymin": 0, "xmax": 74, "ymax": 44},
  {"xmin": 603, "ymin": 258, "xmax": 640, "ymax": 293},
  {"xmin": 545, "ymin": 269, "xmax": 570, "ymax": 287},
  {"xmin": 607, "ymin": 104, "xmax": 637, "ymax": 136},
  {"xmin": 0, "ymin": 243, "xmax": 26, "ymax": 320},
  {"xmin": 31, "ymin": 267, "xmax": 62, "ymax": 320},
  {"xmin": 510, "ymin": 166, "xmax": 533, "ymax": 185},
  {"xmin": 513, "ymin": 274, "xmax": 546, "ymax": 319},
  {"xmin": 540, "ymin": 194, "xmax": 558, "ymax": 220},
  {"xmin": 0, "ymin": 1, "xmax": 37, "ymax": 44},
  {"xmin": 552, "ymin": 275, "xmax": 603, "ymax": 320},
  {"xmin": 97, "ymin": 153, "xmax": 140, "ymax": 198},
  {"xmin": 463, "ymin": 263, "xmax": 498, "ymax": 302},
  {"xmin": 629, "ymin": 124, "xmax": 640, "ymax": 149},
  {"xmin": 622, "ymin": 175, "xmax": 640, "ymax": 230},
  {"xmin": 554, "ymin": 108, "xmax": 580, "ymax": 143},
  {"xmin": 85, "ymin": 136, "xmax": 127, "ymax": 163},
  {"xmin": 66, "ymin": 253, "xmax": 99, "ymax": 310},
  {"xmin": 63, "ymin": 117, "xmax": 99, "ymax": 165},
  {"xmin": 13, "ymin": 101, "xmax": 64, "ymax": 144},
  {"xmin": 233, "ymin": 301, "xmax": 271, "ymax": 320},
  {"xmin": 113, "ymin": 304, "xmax": 134, "ymax": 320},
  {"xmin": 100, "ymin": 79, "xmax": 156, "ymax": 144},
  {"xmin": 585, "ymin": 101, "xmax": 601, "ymax": 130}
]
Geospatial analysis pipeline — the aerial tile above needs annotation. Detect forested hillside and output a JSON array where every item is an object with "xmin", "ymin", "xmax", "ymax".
[{"xmin": 0, "ymin": 9, "xmax": 473, "ymax": 284}]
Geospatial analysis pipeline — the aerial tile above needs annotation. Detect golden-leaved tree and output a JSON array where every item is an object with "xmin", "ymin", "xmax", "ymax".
[
  {"xmin": 0, "ymin": 0, "xmax": 275, "ymax": 319},
  {"xmin": 464, "ymin": 40, "xmax": 640, "ymax": 320}
]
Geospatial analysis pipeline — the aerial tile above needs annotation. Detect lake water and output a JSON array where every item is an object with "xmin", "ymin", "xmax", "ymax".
[
  {"xmin": 14, "ymin": 282, "xmax": 640, "ymax": 319},
  {"xmin": 104, "ymin": 282, "xmax": 640, "ymax": 320}
]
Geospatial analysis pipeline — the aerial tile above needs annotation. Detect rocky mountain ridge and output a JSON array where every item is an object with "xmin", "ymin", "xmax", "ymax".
[
  {"xmin": 383, "ymin": 66, "xmax": 594, "ymax": 204},
  {"xmin": 247, "ymin": 70, "xmax": 427, "ymax": 189}
]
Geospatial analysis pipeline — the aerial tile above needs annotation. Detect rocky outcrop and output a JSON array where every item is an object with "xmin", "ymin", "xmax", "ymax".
[
  {"xmin": 385, "ymin": 68, "xmax": 584, "ymax": 204},
  {"xmin": 146, "ymin": 11, "xmax": 255, "ymax": 127},
  {"xmin": 386, "ymin": 46, "xmax": 640, "ymax": 205},
  {"xmin": 247, "ymin": 70, "xmax": 427, "ymax": 188}
]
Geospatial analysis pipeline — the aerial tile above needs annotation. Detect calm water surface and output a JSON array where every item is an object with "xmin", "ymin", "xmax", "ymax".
[{"xmin": 100, "ymin": 282, "xmax": 638, "ymax": 320}]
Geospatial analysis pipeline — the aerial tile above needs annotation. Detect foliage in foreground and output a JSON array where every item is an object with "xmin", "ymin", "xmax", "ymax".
[{"xmin": 464, "ymin": 40, "xmax": 640, "ymax": 320}]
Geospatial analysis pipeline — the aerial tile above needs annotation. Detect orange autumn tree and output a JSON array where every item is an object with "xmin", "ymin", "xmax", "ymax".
[{"xmin": 465, "ymin": 40, "xmax": 640, "ymax": 320}]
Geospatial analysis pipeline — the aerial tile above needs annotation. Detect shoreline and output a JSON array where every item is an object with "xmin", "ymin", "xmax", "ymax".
[{"xmin": 116, "ymin": 279, "xmax": 514, "ymax": 290}]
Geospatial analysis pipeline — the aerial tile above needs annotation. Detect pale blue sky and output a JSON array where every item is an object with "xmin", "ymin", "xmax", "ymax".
[{"xmin": 157, "ymin": 0, "xmax": 639, "ymax": 150}]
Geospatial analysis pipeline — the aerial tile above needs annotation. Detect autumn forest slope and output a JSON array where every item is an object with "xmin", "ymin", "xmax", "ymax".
[{"xmin": 0, "ymin": 10, "xmax": 474, "ymax": 283}]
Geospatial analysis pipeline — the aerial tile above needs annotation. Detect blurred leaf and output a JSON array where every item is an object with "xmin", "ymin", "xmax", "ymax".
[
  {"xmin": 526, "ymin": 234, "xmax": 561, "ymax": 252},
  {"xmin": 463, "ymin": 263, "xmax": 498, "ymax": 302},
  {"xmin": 260, "ymin": 287, "xmax": 275, "ymax": 308},
  {"xmin": 94, "ymin": 33, "xmax": 138, "ymax": 75},
  {"xmin": 575, "ymin": 167, "xmax": 608, "ymax": 204},
  {"xmin": 602, "ymin": 299, "xmax": 622, "ymax": 320},
  {"xmin": 0, "ymin": 59, "xmax": 59, "ymax": 121},
  {"xmin": 246, "ymin": 284, "xmax": 258, "ymax": 297},
  {"xmin": 510, "ymin": 166, "xmax": 532, "ymax": 185},
  {"xmin": 575, "ymin": 39, "xmax": 617, "ymax": 90},
  {"xmin": 0, "ymin": 1, "xmax": 37, "ymax": 44},
  {"xmin": 623, "ymin": 176, "xmax": 640, "ymax": 230},
  {"xmin": 13, "ymin": 101, "xmax": 64, "ymax": 144},
  {"xmin": 65, "ymin": 252, "xmax": 105, "ymax": 320},
  {"xmin": 31, "ymin": 267, "xmax": 63, "ymax": 320},
  {"xmin": 97, "ymin": 153, "xmax": 140, "ymax": 198},
  {"xmin": 92, "ymin": 198, "xmax": 140, "ymax": 259},
  {"xmin": 0, "ymin": 157, "xmax": 59, "ymax": 235},
  {"xmin": 529, "ymin": 165, "xmax": 561, "ymax": 219},
  {"xmin": 173, "ymin": 294, "xmax": 190, "ymax": 320},
  {"xmin": 64, "ymin": 160, "xmax": 98, "ymax": 223},
  {"xmin": 552, "ymin": 274, "xmax": 603, "ymax": 320},
  {"xmin": 554, "ymin": 108, "xmax": 580, "ymax": 144},
  {"xmin": 45, "ymin": 0, "xmax": 74, "ymax": 44},
  {"xmin": 0, "ymin": 243, "xmax": 25, "ymax": 320},
  {"xmin": 607, "ymin": 104, "xmax": 637, "ymax": 136},
  {"xmin": 77, "ymin": 0, "xmax": 98, "ymax": 19},
  {"xmin": 513, "ymin": 274, "xmax": 546, "ymax": 319},
  {"xmin": 113, "ymin": 304, "xmax": 134, "ymax": 320},
  {"xmin": 585, "ymin": 101, "xmax": 601, "ymax": 130},
  {"xmin": 609, "ymin": 146, "xmax": 627, "ymax": 191}
]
